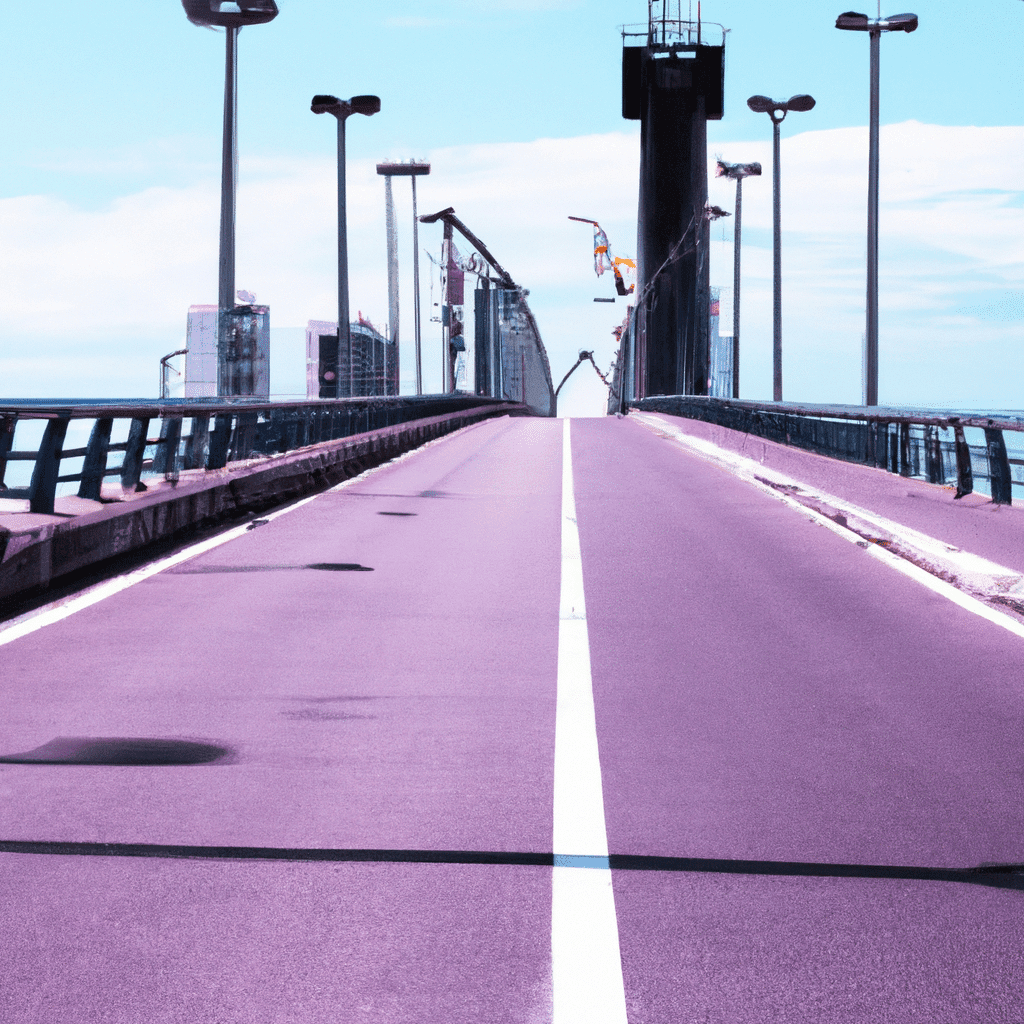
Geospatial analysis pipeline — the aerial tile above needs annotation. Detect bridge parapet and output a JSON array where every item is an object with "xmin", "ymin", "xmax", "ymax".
[
  {"xmin": 0, "ymin": 396, "xmax": 525, "ymax": 606},
  {"xmin": 0, "ymin": 395, "xmax": 517, "ymax": 516},
  {"xmin": 634, "ymin": 396, "xmax": 1024, "ymax": 505}
]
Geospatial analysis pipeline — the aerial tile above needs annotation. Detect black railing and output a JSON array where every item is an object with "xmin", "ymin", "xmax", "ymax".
[
  {"xmin": 0, "ymin": 394, "xmax": 515, "ymax": 515},
  {"xmin": 634, "ymin": 396, "xmax": 1024, "ymax": 505}
]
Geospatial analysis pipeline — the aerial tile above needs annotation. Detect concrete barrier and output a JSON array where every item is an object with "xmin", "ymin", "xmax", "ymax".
[{"xmin": 0, "ymin": 404, "xmax": 517, "ymax": 606}]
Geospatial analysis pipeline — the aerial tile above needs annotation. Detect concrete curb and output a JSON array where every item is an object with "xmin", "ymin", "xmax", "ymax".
[{"xmin": 0, "ymin": 404, "xmax": 516, "ymax": 604}]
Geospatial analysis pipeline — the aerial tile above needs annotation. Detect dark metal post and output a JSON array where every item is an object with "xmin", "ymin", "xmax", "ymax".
[
  {"xmin": 772, "ymin": 118, "xmax": 782, "ymax": 402},
  {"xmin": 78, "ymin": 418, "xmax": 113, "ymax": 500},
  {"xmin": 748, "ymin": 98, "xmax": 814, "ymax": 401},
  {"xmin": 925, "ymin": 425, "xmax": 943, "ymax": 484},
  {"xmin": 382, "ymin": 174, "xmax": 398, "ymax": 397},
  {"xmin": 185, "ymin": 414, "xmax": 211, "ymax": 469},
  {"xmin": 732, "ymin": 176, "xmax": 743, "ymax": 398},
  {"xmin": 442, "ymin": 219, "xmax": 454, "ymax": 393},
  {"xmin": 985, "ymin": 428, "xmax": 1013, "ymax": 505},
  {"xmin": 218, "ymin": 26, "xmax": 239, "ymax": 396},
  {"xmin": 953, "ymin": 425, "xmax": 974, "ymax": 498},
  {"xmin": 120, "ymin": 417, "xmax": 150, "ymax": 491},
  {"xmin": 899, "ymin": 421, "xmax": 911, "ymax": 477},
  {"xmin": 28, "ymin": 417, "xmax": 70, "ymax": 514},
  {"xmin": 836, "ymin": 10, "xmax": 917, "ymax": 404},
  {"xmin": 154, "ymin": 416, "xmax": 183, "ymax": 477},
  {"xmin": 206, "ymin": 413, "xmax": 233, "ymax": 470},
  {"xmin": 336, "ymin": 116, "xmax": 352, "ymax": 400},
  {"xmin": 0, "ymin": 416, "xmax": 16, "ymax": 488},
  {"xmin": 865, "ymin": 27, "xmax": 880, "ymax": 406},
  {"xmin": 412, "ymin": 173, "xmax": 423, "ymax": 394}
]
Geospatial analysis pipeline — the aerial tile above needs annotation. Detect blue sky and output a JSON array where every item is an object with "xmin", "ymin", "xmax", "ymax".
[{"xmin": 0, "ymin": 1, "xmax": 1021, "ymax": 412}]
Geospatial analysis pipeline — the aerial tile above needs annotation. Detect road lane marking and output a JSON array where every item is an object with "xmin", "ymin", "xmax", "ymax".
[
  {"xmin": 552, "ymin": 417, "xmax": 629, "ymax": 1024},
  {"xmin": 0, "ymin": 425, "xmax": 481, "ymax": 647},
  {"xmin": 633, "ymin": 412, "xmax": 1024, "ymax": 642},
  {"xmin": 0, "ymin": 493, "xmax": 322, "ymax": 647}
]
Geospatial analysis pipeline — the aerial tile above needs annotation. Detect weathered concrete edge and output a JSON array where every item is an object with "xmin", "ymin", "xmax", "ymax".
[{"xmin": 0, "ymin": 404, "xmax": 517, "ymax": 604}]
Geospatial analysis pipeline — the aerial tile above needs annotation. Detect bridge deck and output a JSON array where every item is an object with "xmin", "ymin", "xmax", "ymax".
[{"xmin": 1, "ymin": 414, "xmax": 1022, "ymax": 1022}]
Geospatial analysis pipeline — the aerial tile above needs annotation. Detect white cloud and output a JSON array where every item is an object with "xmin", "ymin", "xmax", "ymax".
[
  {"xmin": 708, "ymin": 122, "xmax": 1024, "ymax": 407},
  {"xmin": 0, "ymin": 124, "xmax": 1021, "ymax": 411}
]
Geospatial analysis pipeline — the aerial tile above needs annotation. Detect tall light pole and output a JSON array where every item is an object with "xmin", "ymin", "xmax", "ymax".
[
  {"xmin": 747, "ymin": 94, "xmax": 815, "ymax": 402},
  {"xmin": 312, "ymin": 94, "xmax": 381, "ymax": 398},
  {"xmin": 376, "ymin": 161, "xmax": 431, "ymax": 395},
  {"xmin": 181, "ymin": 1, "xmax": 278, "ymax": 397},
  {"xmin": 836, "ymin": 10, "xmax": 918, "ymax": 407},
  {"xmin": 715, "ymin": 160, "xmax": 762, "ymax": 399}
]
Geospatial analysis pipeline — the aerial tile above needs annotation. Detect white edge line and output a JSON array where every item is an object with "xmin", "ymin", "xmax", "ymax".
[
  {"xmin": 631, "ymin": 413, "xmax": 1024, "ymax": 642},
  {"xmin": 0, "ymin": 435, "xmax": 437, "ymax": 648},
  {"xmin": 0, "ymin": 494, "xmax": 316, "ymax": 647}
]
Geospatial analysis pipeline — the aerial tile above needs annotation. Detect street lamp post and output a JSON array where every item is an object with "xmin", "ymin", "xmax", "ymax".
[
  {"xmin": 375, "ymin": 161, "xmax": 431, "ymax": 395},
  {"xmin": 181, "ymin": 1, "xmax": 279, "ymax": 397},
  {"xmin": 836, "ymin": 10, "xmax": 918, "ymax": 407},
  {"xmin": 747, "ymin": 94, "xmax": 815, "ymax": 402},
  {"xmin": 715, "ymin": 160, "xmax": 762, "ymax": 399},
  {"xmin": 312, "ymin": 94, "xmax": 381, "ymax": 398}
]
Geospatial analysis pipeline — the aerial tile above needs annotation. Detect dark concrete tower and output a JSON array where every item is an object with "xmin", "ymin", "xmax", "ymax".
[{"xmin": 623, "ymin": 6, "xmax": 724, "ymax": 398}]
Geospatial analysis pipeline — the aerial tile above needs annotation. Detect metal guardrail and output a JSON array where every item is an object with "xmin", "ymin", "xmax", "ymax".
[
  {"xmin": 634, "ymin": 396, "xmax": 1024, "ymax": 505},
  {"xmin": 0, "ymin": 394, "xmax": 516, "ymax": 515}
]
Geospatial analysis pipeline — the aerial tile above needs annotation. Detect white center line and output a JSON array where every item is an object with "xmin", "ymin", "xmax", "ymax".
[{"xmin": 552, "ymin": 417, "xmax": 629, "ymax": 1024}]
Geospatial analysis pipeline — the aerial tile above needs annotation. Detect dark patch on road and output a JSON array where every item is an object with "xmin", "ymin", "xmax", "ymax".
[
  {"xmin": 0, "ymin": 737, "xmax": 231, "ymax": 766},
  {"xmin": 307, "ymin": 562, "xmax": 373, "ymax": 572},
  {"xmin": 169, "ymin": 563, "xmax": 373, "ymax": 574},
  {"xmin": 377, "ymin": 511, "xmax": 417, "ymax": 516},
  {"xmin": 280, "ymin": 709, "xmax": 374, "ymax": 722},
  {"xmin": 246, "ymin": 518, "xmax": 270, "ymax": 530},
  {"xmin": 0, "ymin": 842, "xmax": 1019, "ymax": 891},
  {"xmin": 290, "ymin": 695, "xmax": 386, "ymax": 704}
]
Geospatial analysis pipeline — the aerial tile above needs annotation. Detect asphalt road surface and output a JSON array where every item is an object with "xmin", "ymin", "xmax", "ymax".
[{"xmin": 1, "ymin": 414, "xmax": 1022, "ymax": 1022}]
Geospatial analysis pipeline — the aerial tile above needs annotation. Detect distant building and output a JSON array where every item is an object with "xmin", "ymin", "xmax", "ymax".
[
  {"xmin": 707, "ymin": 287, "xmax": 734, "ymax": 398},
  {"xmin": 306, "ymin": 318, "xmax": 397, "ymax": 398},
  {"xmin": 185, "ymin": 304, "xmax": 270, "ymax": 398},
  {"xmin": 185, "ymin": 306, "xmax": 218, "ymax": 398}
]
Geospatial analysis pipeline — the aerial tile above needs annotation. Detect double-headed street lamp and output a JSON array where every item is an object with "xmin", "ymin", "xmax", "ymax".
[
  {"xmin": 836, "ymin": 10, "xmax": 918, "ymax": 407},
  {"xmin": 181, "ymin": 0, "xmax": 278, "ymax": 396},
  {"xmin": 715, "ymin": 160, "xmax": 762, "ymax": 399},
  {"xmin": 312, "ymin": 94, "xmax": 381, "ymax": 398},
  {"xmin": 747, "ymin": 93, "xmax": 815, "ymax": 403}
]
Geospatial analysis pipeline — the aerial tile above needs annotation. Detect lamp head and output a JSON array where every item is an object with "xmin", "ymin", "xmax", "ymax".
[
  {"xmin": 311, "ymin": 94, "xmax": 380, "ymax": 119},
  {"xmin": 349, "ymin": 95, "xmax": 381, "ymax": 116},
  {"xmin": 716, "ymin": 160, "xmax": 762, "ymax": 180},
  {"xmin": 786, "ymin": 94, "xmax": 816, "ymax": 112},
  {"xmin": 836, "ymin": 10, "xmax": 918, "ymax": 31},
  {"xmin": 311, "ymin": 94, "xmax": 343, "ymax": 116},
  {"xmin": 376, "ymin": 161, "xmax": 431, "ymax": 176},
  {"xmin": 884, "ymin": 12, "xmax": 918, "ymax": 31},
  {"xmin": 181, "ymin": 0, "xmax": 278, "ymax": 28},
  {"xmin": 835, "ymin": 10, "xmax": 870, "ymax": 29},
  {"xmin": 747, "ymin": 94, "xmax": 815, "ymax": 123}
]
